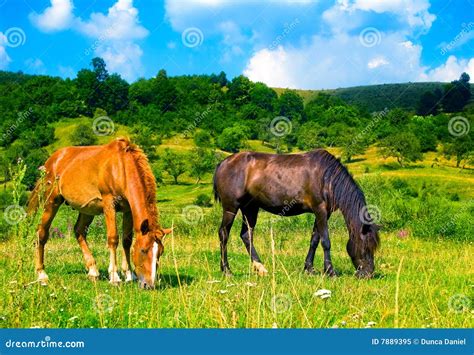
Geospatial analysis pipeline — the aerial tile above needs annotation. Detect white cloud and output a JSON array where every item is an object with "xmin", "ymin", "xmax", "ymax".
[
  {"xmin": 29, "ymin": 0, "xmax": 74, "ymax": 32},
  {"xmin": 0, "ymin": 33, "xmax": 11, "ymax": 69},
  {"xmin": 75, "ymin": 0, "xmax": 148, "ymax": 81},
  {"xmin": 244, "ymin": 33, "xmax": 427, "ymax": 89},
  {"xmin": 368, "ymin": 56, "xmax": 389, "ymax": 69},
  {"xmin": 218, "ymin": 21, "xmax": 247, "ymax": 63},
  {"xmin": 340, "ymin": 0, "xmax": 436, "ymax": 30},
  {"xmin": 244, "ymin": 0, "xmax": 473, "ymax": 89},
  {"xmin": 422, "ymin": 56, "xmax": 474, "ymax": 82},
  {"xmin": 95, "ymin": 42, "xmax": 144, "ymax": 81},
  {"xmin": 29, "ymin": 0, "xmax": 148, "ymax": 81},
  {"xmin": 76, "ymin": 0, "xmax": 148, "ymax": 40}
]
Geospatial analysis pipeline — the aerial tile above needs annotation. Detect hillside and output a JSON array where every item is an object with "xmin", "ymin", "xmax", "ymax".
[{"xmin": 274, "ymin": 82, "xmax": 446, "ymax": 112}]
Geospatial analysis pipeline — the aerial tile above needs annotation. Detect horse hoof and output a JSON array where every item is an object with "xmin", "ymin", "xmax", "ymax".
[
  {"xmin": 88, "ymin": 267, "xmax": 100, "ymax": 281},
  {"xmin": 222, "ymin": 269, "xmax": 233, "ymax": 277},
  {"xmin": 325, "ymin": 269, "xmax": 338, "ymax": 278},
  {"xmin": 304, "ymin": 267, "xmax": 316, "ymax": 275},
  {"xmin": 124, "ymin": 270, "xmax": 137, "ymax": 282},
  {"xmin": 37, "ymin": 271, "xmax": 49, "ymax": 286},
  {"xmin": 109, "ymin": 272, "xmax": 122, "ymax": 285},
  {"xmin": 253, "ymin": 261, "xmax": 268, "ymax": 276}
]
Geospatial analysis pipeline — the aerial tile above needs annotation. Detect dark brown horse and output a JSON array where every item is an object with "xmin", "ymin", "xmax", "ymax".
[
  {"xmin": 28, "ymin": 138, "xmax": 171, "ymax": 289},
  {"xmin": 213, "ymin": 149, "xmax": 380, "ymax": 278}
]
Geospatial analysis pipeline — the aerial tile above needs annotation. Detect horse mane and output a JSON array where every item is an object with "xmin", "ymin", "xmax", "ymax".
[
  {"xmin": 310, "ymin": 150, "xmax": 379, "ymax": 252},
  {"xmin": 115, "ymin": 138, "xmax": 159, "ymax": 227}
]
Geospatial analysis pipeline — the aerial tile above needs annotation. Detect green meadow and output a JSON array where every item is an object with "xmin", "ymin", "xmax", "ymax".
[{"xmin": 0, "ymin": 130, "xmax": 472, "ymax": 329}]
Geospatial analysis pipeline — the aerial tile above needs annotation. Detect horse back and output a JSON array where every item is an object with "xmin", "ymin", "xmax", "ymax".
[
  {"xmin": 215, "ymin": 151, "xmax": 325, "ymax": 212},
  {"xmin": 43, "ymin": 140, "xmax": 131, "ymax": 210}
]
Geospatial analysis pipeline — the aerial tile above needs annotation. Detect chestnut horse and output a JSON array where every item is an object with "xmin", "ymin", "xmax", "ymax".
[
  {"xmin": 28, "ymin": 138, "xmax": 170, "ymax": 289},
  {"xmin": 213, "ymin": 149, "xmax": 380, "ymax": 278}
]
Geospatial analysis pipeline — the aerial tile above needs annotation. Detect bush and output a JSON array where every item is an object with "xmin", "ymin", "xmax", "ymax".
[
  {"xmin": 194, "ymin": 193, "xmax": 212, "ymax": 207},
  {"xmin": 217, "ymin": 125, "xmax": 249, "ymax": 152},
  {"xmin": 71, "ymin": 123, "xmax": 98, "ymax": 146},
  {"xmin": 194, "ymin": 130, "xmax": 212, "ymax": 148}
]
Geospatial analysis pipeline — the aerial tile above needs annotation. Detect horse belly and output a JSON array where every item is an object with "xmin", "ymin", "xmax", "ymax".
[
  {"xmin": 260, "ymin": 203, "xmax": 310, "ymax": 216},
  {"xmin": 67, "ymin": 198, "xmax": 104, "ymax": 215}
]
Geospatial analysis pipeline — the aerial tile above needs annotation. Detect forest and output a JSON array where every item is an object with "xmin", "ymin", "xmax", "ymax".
[
  {"xmin": 0, "ymin": 58, "xmax": 472, "ymax": 328},
  {"xmin": 0, "ymin": 58, "xmax": 472, "ymax": 194}
]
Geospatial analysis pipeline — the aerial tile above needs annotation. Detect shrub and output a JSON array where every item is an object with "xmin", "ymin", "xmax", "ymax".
[{"xmin": 194, "ymin": 193, "xmax": 212, "ymax": 207}]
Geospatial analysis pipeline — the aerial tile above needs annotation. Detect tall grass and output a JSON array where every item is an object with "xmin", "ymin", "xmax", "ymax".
[{"xmin": 0, "ymin": 161, "xmax": 472, "ymax": 328}]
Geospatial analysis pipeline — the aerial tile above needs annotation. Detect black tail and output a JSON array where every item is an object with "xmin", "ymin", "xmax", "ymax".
[{"xmin": 213, "ymin": 161, "xmax": 222, "ymax": 203}]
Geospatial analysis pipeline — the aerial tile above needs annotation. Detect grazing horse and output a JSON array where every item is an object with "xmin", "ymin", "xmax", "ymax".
[
  {"xmin": 213, "ymin": 149, "xmax": 380, "ymax": 278},
  {"xmin": 28, "ymin": 138, "xmax": 171, "ymax": 289}
]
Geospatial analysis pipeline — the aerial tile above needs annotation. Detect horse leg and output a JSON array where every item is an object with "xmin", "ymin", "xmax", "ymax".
[
  {"xmin": 103, "ymin": 198, "xmax": 121, "ymax": 284},
  {"xmin": 122, "ymin": 211, "xmax": 136, "ymax": 282},
  {"xmin": 74, "ymin": 213, "xmax": 98, "ymax": 280},
  {"xmin": 240, "ymin": 207, "xmax": 267, "ymax": 276},
  {"xmin": 315, "ymin": 205, "xmax": 337, "ymax": 277},
  {"xmin": 303, "ymin": 220, "xmax": 320, "ymax": 274},
  {"xmin": 35, "ymin": 195, "xmax": 63, "ymax": 284},
  {"xmin": 219, "ymin": 209, "xmax": 237, "ymax": 276}
]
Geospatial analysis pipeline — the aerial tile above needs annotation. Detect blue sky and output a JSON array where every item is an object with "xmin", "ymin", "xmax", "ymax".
[{"xmin": 0, "ymin": 0, "xmax": 473, "ymax": 89}]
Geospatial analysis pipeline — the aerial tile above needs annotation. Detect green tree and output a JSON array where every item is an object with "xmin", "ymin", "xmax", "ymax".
[
  {"xmin": 387, "ymin": 108, "xmax": 409, "ymax": 127},
  {"xmin": 71, "ymin": 123, "xmax": 98, "ymax": 146},
  {"xmin": 442, "ymin": 131, "xmax": 473, "ymax": 168},
  {"xmin": 278, "ymin": 90, "xmax": 304, "ymax": 121},
  {"xmin": 380, "ymin": 131, "xmax": 423, "ymax": 167},
  {"xmin": 340, "ymin": 128, "xmax": 368, "ymax": 162},
  {"xmin": 417, "ymin": 91, "xmax": 439, "ymax": 116},
  {"xmin": 296, "ymin": 122, "xmax": 326, "ymax": 150},
  {"xmin": 194, "ymin": 130, "xmax": 212, "ymax": 148},
  {"xmin": 152, "ymin": 69, "xmax": 179, "ymax": 112},
  {"xmin": 132, "ymin": 125, "xmax": 162, "ymax": 160},
  {"xmin": 103, "ymin": 73, "xmax": 129, "ymax": 114},
  {"xmin": 250, "ymin": 82, "xmax": 277, "ymax": 112},
  {"xmin": 409, "ymin": 116, "xmax": 437, "ymax": 152},
  {"xmin": 217, "ymin": 125, "xmax": 249, "ymax": 152},
  {"xmin": 161, "ymin": 148, "xmax": 187, "ymax": 184},
  {"xmin": 210, "ymin": 71, "xmax": 228, "ymax": 87},
  {"xmin": 442, "ymin": 73, "xmax": 471, "ymax": 113},
  {"xmin": 189, "ymin": 148, "xmax": 218, "ymax": 183},
  {"xmin": 23, "ymin": 148, "xmax": 49, "ymax": 189},
  {"xmin": 227, "ymin": 75, "xmax": 253, "ymax": 106}
]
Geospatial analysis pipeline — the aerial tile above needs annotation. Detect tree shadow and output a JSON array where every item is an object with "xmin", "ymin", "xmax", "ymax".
[{"xmin": 345, "ymin": 158, "xmax": 366, "ymax": 164}]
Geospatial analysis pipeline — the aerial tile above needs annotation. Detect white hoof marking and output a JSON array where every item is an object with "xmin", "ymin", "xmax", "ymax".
[
  {"xmin": 109, "ymin": 272, "xmax": 122, "ymax": 284},
  {"xmin": 38, "ymin": 270, "xmax": 49, "ymax": 285},
  {"xmin": 252, "ymin": 261, "xmax": 268, "ymax": 276},
  {"xmin": 124, "ymin": 270, "xmax": 137, "ymax": 282}
]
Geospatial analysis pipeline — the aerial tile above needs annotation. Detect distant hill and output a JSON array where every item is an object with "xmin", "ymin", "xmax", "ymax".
[{"xmin": 274, "ymin": 82, "xmax": 447, "ymax": 112}]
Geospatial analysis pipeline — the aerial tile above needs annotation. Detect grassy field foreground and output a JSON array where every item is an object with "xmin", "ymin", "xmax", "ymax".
[{"xmin": 0, "ymin": 146, "xmax": 472, "ymax": 328}]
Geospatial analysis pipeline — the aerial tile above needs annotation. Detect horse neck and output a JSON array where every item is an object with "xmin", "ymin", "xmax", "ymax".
[
  {"xmin": 124, "ymin": 175, "xmax": 159, "ymax": 232},
  {"xmin": 330, "ymin": 176, "xmax": 366, "ymax": 237}
]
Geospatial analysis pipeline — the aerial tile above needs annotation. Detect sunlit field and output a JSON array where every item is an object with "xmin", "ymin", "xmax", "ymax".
[{"xmin": 1, "ymin": 144, "xmax": 472, "ymax": 328}]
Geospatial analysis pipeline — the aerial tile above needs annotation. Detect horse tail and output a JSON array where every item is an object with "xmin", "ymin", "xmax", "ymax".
[{"xmin": 213, "ymin": 161, "xmax": 222, "ymax": 204}]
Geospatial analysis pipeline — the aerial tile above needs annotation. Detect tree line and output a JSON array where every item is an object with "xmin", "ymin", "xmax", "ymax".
[{"xmin": 0, "ymin": 58, "xmax": 472, "ymax": 190}]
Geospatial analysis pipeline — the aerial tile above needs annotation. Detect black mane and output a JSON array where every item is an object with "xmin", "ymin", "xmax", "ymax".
[{"xmin": 310, "ymin": 150, "xmax": 379, "ymax": 251}]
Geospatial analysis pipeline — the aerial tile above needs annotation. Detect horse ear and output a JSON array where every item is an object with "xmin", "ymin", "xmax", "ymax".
[
  {"xmin": 162, "ymin": 228, "xmax": 173, "ymax": 235},
  {"xmin": 140, "ymin": 219, "xmax": 149, "ymax": 235},
  {"xmin": 157, "ymin": 227, "xmax": 173, "ymax": 243}
]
